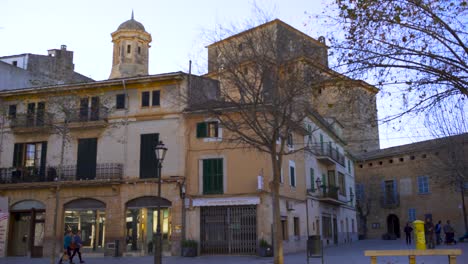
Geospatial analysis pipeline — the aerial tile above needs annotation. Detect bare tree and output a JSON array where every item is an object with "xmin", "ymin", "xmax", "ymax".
[
  {"xmin": 323, "ymin": 0, "xmax": 467, "ymax": 121},
  {"xmin": 355, "ymin": 176, "xmax": 380, "ymax": 239},
  {"xmin": 423, "ymin": 102, "xmax": 468, "ymax": 234},
  {"xmin": 189, "ymin": 17, "xmax": 332, "ymax": 264}
]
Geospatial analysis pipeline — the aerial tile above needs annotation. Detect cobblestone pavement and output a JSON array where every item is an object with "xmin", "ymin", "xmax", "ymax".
[{"xmin": 0, "ymin": 239, "xmax": 466, "ymax": 264}]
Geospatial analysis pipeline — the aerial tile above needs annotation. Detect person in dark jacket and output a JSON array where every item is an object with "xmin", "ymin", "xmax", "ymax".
[
  {"xmin": 404, "ymin": 222, "xmax": 414, "ymax": 245},
  {"xmin": 425, "ymin": 218, "xmax": 435, "ymax": 249},
  {"xmin": 71, "ymin": 230, "xmax": 85, "ymax": 263}
]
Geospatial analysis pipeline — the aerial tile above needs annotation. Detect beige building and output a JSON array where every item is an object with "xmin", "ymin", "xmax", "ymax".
[
  {"xmin": 0, "ymin": 16, "xmax": 362, "ymax": 258},
  {"xmin": 355, "ymin": 133, "xmax": 468, "ymax": 240}
]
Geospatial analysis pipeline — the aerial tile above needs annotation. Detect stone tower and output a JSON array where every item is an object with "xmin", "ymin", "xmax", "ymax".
[{"xmin": 109, "ymin": 12, "xmax": 152, "ymax": 79}]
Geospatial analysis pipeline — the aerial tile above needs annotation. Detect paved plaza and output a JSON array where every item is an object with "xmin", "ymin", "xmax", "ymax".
[{"xmin": 0, "ymin": 239, "xmax": 466, "ymax": 264}]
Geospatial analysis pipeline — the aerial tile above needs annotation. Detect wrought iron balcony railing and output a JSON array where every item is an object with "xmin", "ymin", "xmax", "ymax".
[
  {"xmin": 66, "ymin": 107, "xmax": 108, "ymax": 123},
  {"xmin": 0, "ymin": 163, "xmax": 123, "ymax": 184},
  {"xmin": 308, "ymin": 144, "xmax": 345, "ymax": 166},
  {"xmin": 9, "ymin": 113, "xmax": 54, "ymax": 129}
]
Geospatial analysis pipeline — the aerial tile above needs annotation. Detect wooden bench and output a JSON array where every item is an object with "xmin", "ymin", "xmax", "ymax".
[{"xmin": 365, "ymin": 249, "xmax": 462, "ymax": 264}]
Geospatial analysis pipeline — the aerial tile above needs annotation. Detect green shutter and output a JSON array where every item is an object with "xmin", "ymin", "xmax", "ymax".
[
  {"xmin": 13, "ymin": 143, "xmax": 24, "ymax": 167},
  {"xmin": 196, "ymin": 122, "xmax": 207, "ymax": 138},
  {"xmin": 310, "ymin": 168, "xmax": 314, "ymax": 190},
  {"xmin": 203, "ymin": 158, "xmax": 223, "ymax": 194}
]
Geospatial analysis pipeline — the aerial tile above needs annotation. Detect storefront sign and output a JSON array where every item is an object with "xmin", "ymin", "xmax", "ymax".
[{"xmin": 192, "ymin": 196, "xmax": 260, "ymax": 207}]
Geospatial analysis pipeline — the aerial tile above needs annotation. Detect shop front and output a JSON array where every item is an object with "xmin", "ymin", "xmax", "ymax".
[{"xmin": 125, "ymin": 196, "xmax": 172, "ymax": 256}]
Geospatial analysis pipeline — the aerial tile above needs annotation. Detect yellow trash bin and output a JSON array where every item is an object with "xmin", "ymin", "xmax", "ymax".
[{"xmin": 413, "ymin": 220, "xmax": 426, "ymax": 250}]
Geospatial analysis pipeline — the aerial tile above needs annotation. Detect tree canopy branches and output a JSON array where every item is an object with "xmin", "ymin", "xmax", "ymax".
[{"xmin": 329, "ymin": 0, "xmax": 467, "ymax": 121}]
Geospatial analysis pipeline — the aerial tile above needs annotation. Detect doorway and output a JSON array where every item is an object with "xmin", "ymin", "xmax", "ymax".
[{"xmin": 387, "ymin": 214, "xmax": 400, "ymax": 238}]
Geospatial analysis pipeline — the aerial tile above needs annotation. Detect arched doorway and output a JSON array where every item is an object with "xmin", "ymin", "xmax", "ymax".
[
  {"xmin": 9, "ymin": 200, "xmax": 45, "ymax": 257},
  {"xmin": 64, "ymin": 198, "xmax": 106, "ymax": 252},
  {"xmin": 125, "ymin": 196, "xmax": 172, "ymax": 256},
  {"xmin": 387, "ymin": 214, "xmax": 400, "ymax": 238}
]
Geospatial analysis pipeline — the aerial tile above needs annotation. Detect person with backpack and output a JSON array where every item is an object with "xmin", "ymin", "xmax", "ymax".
[{"xmin": 70, "ymin": 230, "xmax": 85, "ymax": 263}]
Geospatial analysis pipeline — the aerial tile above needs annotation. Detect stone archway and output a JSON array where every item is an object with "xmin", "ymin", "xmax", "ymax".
[
  {"xmin": 9, "ymin": 199, "xmax": 46, "ymax": 257},
  {"xmin": 387, "ymin": 214, "xmax": 401, "ymax": 239}
]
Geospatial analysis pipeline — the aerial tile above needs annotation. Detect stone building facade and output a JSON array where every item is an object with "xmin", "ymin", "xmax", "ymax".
[
  {"xmin": 0, "ymin": 16, "xmax": 361, "ymax": 258},
  {"xmin": 355, "ymin": 134, "xmax": 468, "ymax": 240},
  {"xmin": 0, "ymin": 45, "xmax": 93, "ymax": 90}
]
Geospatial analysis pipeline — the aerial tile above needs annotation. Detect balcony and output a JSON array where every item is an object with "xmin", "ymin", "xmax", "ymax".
[
  {"xmin": 308, "ymin": 145, "xmax": 345, "ymax": 166},
  {"xmin": 0, "ymin": 163, "xmax": 123, "ymax": 184},
  {"xmin": 9, "ymin": 113, "xmax": 54, "ymax": 133},
  {"xmin": 315, "ymin": 185, "xmax": 346, "ymax": 206},
  {"xmin": 66, "ymin": 107, "xmax": 108, "ymax": 129},
  {"xmin": 380, "ymin": 195, "xmax": 400, "ymax": 209}
]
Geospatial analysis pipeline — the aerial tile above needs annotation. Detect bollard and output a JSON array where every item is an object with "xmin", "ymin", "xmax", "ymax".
[{"xmin": 413, "ymin": 220, "xmax": 426, "ymax": 250}]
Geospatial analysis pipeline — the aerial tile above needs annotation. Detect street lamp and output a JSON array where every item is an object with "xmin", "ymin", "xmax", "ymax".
[{"xmin": 154, "ymin": 141, "xmax": 167, "ymax": 264}]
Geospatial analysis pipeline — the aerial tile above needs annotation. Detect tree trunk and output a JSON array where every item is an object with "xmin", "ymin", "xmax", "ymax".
[{"xmin": 271, "ymin": 154, "xmax": 283, "ymax": 264}]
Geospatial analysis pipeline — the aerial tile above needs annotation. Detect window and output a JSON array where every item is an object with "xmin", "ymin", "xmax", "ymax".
[
  {"xmin": 196, "ymin": 121, "xmax": 219, "ymax": 138},
  {"xmin": 79, "ymin": 97, "xmax": 100, "ymax": 121},
  {"xmin": 338, "ymin": 172, "xmax": 345, "ymax": 195},
  {"xmin": 417, "ymin": 176, "xmax": 429, "ymax": 194},
  {"xmin": 280, "ymin": 168, "xmax": 284, "ymax": 184},
  {"xmin": 8, "ymin": 105, "xmax": 17, "ymax": 119},
  {"xmin": 355, "ymin": 183, "xmax": 364, "ymax": 202},
  {"xmin": 203, "ymin": 158, "xmax": 223, "ymax": 194},
  {"xmin": 116, "ymin": 94, "xmax": 126, "ymax": 109},
  {"xmin": 289, "ymin": 161, "xmax": 296, "ymax": 187},
  {"xmin": 141, "ymin": 91, "xmax": 150, "ymax": 107},
  {"xmin": 281, "ymin": 217, "xmax": 288, "ymax": 240},
  {"xmin": 139, "ymin": 133, "xmax": 159, "ymax": 179},
  {"xmin": 408, "ymin": 208, "xmax": 416, "ymax": 222},
  {"xmin": 138, "ymin": 46, "xmax": 141, "ymax": 54},
  {"xmin": 287, "ymin": 133, "xmax": 293, "ymax": 148},
  {"xmin": 23, "ymin": 102, "xmax": 46, "ymax": 126},
  {"xmin": 127, "ymin": 44, "xmax": 131, "ymax": 54},
  {"xmin": 310, "ymin": 168, "xmax": 315, "ymax": 190},
  {"xmin": 12, "ymin": 61, "xmax": 17, "ymax": 66},
  {"xmin": 382, "ymin": 180, "xmax": 398, "ymax": 205},
  {"xmin": 152, "ymin": 90, "xmax": 160, "ymax": 106},
  {"xmin": 141, "ymin": 90, "xmax": 161, "ymax": 108},
  {"xmin": 13, "ymin": 141, "xmax": 48, "ymax": 177},
  {"xmin": 293, "ymin": 217, "xmax": 300, "ymax": 238}
]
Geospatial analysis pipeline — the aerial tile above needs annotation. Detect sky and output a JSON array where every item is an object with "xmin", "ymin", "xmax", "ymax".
[{"xmin": 0, "ymin": 0, "xmax": 436, "ymax": 149}]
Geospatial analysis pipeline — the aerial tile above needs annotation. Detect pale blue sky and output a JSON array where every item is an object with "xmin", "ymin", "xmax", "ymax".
[{"xmin": 0, "ymin": 0, "xmax": 434, "ymax": 148}]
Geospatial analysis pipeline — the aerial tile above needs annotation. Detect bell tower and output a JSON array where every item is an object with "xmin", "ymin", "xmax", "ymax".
[{"xmin": 109, "ymin": 12, "xmax": 152, "ymax": 79}]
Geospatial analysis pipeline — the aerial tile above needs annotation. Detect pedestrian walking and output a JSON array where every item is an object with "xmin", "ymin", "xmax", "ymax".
[
  {"xmin": 71, "ymin": 230, "xmax": 85, "ymax": 263},
  {"xmin": 424, "ymin": 218, "xmax": 435, "ymax": 249},
  {"xmin": 435, "ymin": 220, "xmax": 442, "ymax": 245},
  {"xmin": 58, "ymin": 230, "xmax": 73, "ymax": 264},
  {"xmin": 404, "ymin": 222, "xmax": 413, "ymax": 245}
]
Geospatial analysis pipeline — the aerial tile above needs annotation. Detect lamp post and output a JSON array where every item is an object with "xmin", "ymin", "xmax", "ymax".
[{"xmin": 154, "ymin": 141, "xmax": 167, "ymax": 264}]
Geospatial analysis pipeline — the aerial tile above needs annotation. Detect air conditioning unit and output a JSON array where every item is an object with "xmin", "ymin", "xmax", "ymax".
[{"xmin": 286, "ymin": 201, "xmax": 294, "ymax": 211}]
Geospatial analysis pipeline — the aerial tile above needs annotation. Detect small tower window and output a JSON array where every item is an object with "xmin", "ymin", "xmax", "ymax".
[
  {"xmin": 127, "ymin": 45, "xmax": 131, "ymax": 54},
  {"xmin": 138, "ymin": 47, "xmax": 141, "ymax": 54},
  {"xmin": 12, "ymin": 61, "xmax": 18, "ymax": 67}
]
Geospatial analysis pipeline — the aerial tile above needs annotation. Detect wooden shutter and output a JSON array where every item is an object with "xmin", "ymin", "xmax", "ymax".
[
  {"xmin": 91, "ymin": 96, "xmax": 100, "ymax": 121},
  {"xmin": 13, "ymin": 143, "xmax": 24, "ymax": 167},
  {"xmin": 196, "ymin": 122, "xmax": 207, "ymax": 138},
  {"xmin": 39, "ymin": 141, "xmax": 47, "ymax": 179},
  {"xmin": 381, "ymin": 181, "xmax": 386, "ymax": 204},
  {"xmin": 79, "ymin": 98, "xmax": 89, "ymax": 121},
  {"xmin": 76, "ymin": 138, "xmax": 97, "ymax": 180},
  {"xmin": 290, "ymin": 166, "xmax": 295, "ymax": 187},
  {"xmin": 139, "ymin": 133, "xmax": 159, "ymax": 179},
  {"xmin": 152, "ymin": 90, "xmax": 160, "ymax": 106},
  {"xmin": 392, "ymin": 180, "xmax": 398, "ymax": 204},
  {"xmin": 141, "ymin": 91, "xmax": 150, "ymax": 107},
  {"xmin": 27, "ymin": 103, "xmax": 35, "ymax": 126},
  {"xmin": 37, "ymin": 102, "xmax": 45, "ymax": 126},
  {"xmin": 203, "ymin": 159, "xmax": 223, "ymax": 194},
  {"xmin": 116, "ymin": 94, "xmax": 125, "ymax": 109},
  {"xmin": 310, "ymin": 168, "xmax": 314, "ymax": 190}
]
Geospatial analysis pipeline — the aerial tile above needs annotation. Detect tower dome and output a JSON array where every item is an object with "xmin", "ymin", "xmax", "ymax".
[{"xmin": 109, "ymin": 12, "xmax": 152, "ymax": 79}]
